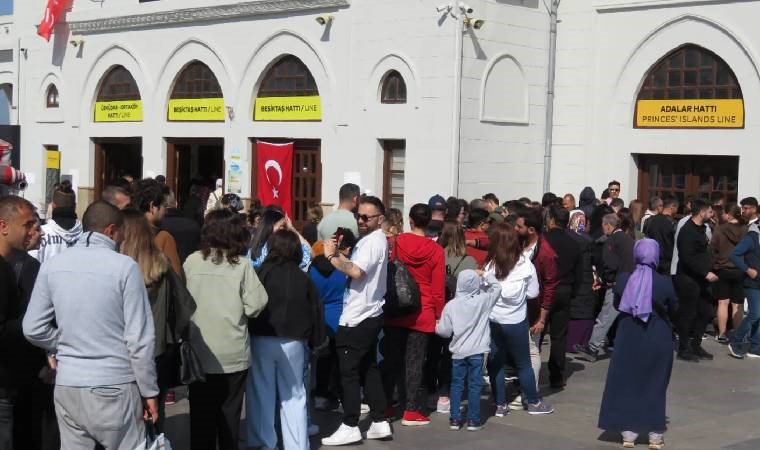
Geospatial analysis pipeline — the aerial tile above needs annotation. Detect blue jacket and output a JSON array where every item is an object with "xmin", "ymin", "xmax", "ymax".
[
  {"xmin": 308, "ymin": 255, "xmax": 347, "ymax": 336},
  {"xmin": 23, "ymin": 232, "xmax": 158, "ymax": 397},
  {"xmin": 729, "ymin": 224, "xmax": 760, "ymax": 290}
]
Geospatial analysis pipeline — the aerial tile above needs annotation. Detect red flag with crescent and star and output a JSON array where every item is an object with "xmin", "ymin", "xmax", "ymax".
[
  {"xmin": 37, "ymin": 0, "xmax": 70, "ymax": 42},
  {"xmin": 256, "ymin": 141, "xmax": 294, "ymax": 217}
]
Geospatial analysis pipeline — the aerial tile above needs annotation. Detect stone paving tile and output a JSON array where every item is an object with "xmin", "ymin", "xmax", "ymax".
[{"xmin": 163, "ymin": 338, "xmax": 760, "ymax": 449}]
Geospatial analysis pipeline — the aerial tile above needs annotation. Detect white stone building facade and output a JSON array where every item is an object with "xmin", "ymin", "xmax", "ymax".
[{"xmin": 1, "ymin": 0, "xmax": 757, "ymax": 217}]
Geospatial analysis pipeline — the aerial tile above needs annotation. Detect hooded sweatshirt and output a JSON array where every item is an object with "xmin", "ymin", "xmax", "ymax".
[
  {"xmin": 578, "ymin": 187, "xmax": 596, "ymax": 219},
  {"xmin": 385, "ymin": 232, "xmax": 445, "ymax": 333},
  {"xmin": 436, "ymin": 270, "xmax": 501, "ymax": 359},
  {"xmin": 30, "ymin": 210, "xmax": 83, "ymax": 264},
  {"xmin": 710, "ymin": 222, "xmax": 748, "ymax": 270},
  {"xmin": 487, "ymin": 255, "xmax": 540, "ymax": 324}
]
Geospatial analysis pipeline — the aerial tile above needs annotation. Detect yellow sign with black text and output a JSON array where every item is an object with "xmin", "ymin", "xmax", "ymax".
[
  {"xmin": 94, "ymin": 100, "xmax": 143, "ymax": 122},
  {"xmin": 168, "ymin": 98, "xmax": 225, "ymax": 122},
  {"xmin": 46, "ymin": 150, "xmax": 60, "ymax": 169},
  {"xmin": 635, "ymin": 99, "xmax": 744, "ymax": 129},
  {"xmin": 254, "ymin": 96, "xmax": 322, "ymax": 121}
]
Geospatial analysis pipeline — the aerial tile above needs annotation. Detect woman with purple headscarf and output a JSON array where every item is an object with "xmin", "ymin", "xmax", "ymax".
[{"xmin": 598, "ymin": 239, "xmax": 678, "ymax": 450}]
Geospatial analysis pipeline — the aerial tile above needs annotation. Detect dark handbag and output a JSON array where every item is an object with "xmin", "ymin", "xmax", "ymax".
[
  {"xmin": 178, "ymin": 338, "xmax": 205, "ymax": 385},
  {"xmin": 383, "ymin": 256, "xmax": 421, "ymax": 318}
]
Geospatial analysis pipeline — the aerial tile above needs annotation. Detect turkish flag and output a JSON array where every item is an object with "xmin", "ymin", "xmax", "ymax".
[
  {"xmin": 256, "ymin": 141, "xmax": 294, "ymax": 217},
  {"xmin": 37, "ymin": 0, "xmax": 70, "ymax": 42}
]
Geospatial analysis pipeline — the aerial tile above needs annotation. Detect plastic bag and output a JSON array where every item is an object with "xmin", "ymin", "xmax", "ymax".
[{"xmin": 134, "ymin": 421, "xmax": 172, "ymax": 450}]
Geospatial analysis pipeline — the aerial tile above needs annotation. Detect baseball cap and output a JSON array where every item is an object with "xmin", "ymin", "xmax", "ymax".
[{"xmin": 428, "ymin": 194, "xmax": 446, "ymax": 211}]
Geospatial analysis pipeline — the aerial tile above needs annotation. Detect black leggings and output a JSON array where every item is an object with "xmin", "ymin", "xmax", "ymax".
[{"xmin": 381, "ymin": 327, "xmax": 430, "ymax": 411}]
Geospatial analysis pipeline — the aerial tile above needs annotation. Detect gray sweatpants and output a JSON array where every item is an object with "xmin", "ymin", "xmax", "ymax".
[
  {"xmin": 54, "ymin": 383, "xmax": 143, "ymax": 450},
  {"xmin": 589, "ymin": 288, "xmax": 619, "ymax": 352}
]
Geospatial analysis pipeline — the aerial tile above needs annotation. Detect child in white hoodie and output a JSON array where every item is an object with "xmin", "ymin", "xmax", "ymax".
[{"xmin": 435, "ymin": 269, "xmax": 501, "ymax": 431}]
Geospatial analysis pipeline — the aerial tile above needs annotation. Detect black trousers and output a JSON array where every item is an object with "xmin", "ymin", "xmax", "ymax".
[
  {"xmin": 189, "ymin": 370, "xmax": 247, "ymax": 450},
  {"xmin": 13, "ymin": 380, "xmax": 59, "ymax": 450},
  {"xmin": 0, "ymin": 390, "xmax": 14, "ymax": 450},
  {"xmin": 336, "ymin": 316, "xmax": 387, "ymax": 426},
  {"xmin": 424, "ymin": 335, "xmax": 452, "ymax": 396},
  {"xmin": 380, "ymin": 327, "xmax": 430, "ymax": 411},
  {"xmin": 675, "ymin": 274, "xmax": 714, "ymax": 351},
  {"xmin": 548, "ymin": 285, "xmax": 572, "ymax": 384},
  {"xmin": 315, "ymin": 336, "xmax": 341, "ymax": 401}
]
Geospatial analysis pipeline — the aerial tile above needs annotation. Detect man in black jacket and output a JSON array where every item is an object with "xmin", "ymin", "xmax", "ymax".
[
  {"xmin": 644, "ymin": 195, "xmax": 679, "ymax": 274},
  {"xmin": 0, "ymin": 195, "xmax": 37, "ymax": 450},
  {"xmin": 543, "ymin": 206, "xmax": 582, "ymax": 388},
  {"xmin": 161, "ymin": 190, "xmax": 201, "ymax": 263},
  {"xmin": 576, "ymin": 213, "xmax": 634, "ymax": 362},
  {"xmin": 675, "ymin": 199, "xmax": 718, "ymax": 362}
]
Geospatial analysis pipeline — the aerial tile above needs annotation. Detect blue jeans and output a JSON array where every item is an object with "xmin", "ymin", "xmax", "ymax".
[
  {"xmin": 732, "ymin": 288, "xmax": 760, "ymax": 354},
  {"xmin": 488, "ymin": 320, "xmax": 539, "ymax": 405},
  {"xmin": 450, "ymin": 355, "xmax": 483, "ymax": 422}
]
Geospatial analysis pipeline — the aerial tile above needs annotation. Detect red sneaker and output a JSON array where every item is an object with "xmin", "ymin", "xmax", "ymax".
[
  {"xmin": 164, "ymin": 390, "xmax": 176, "ymax": 405},
  {"xmin": 401, "ymin": 410, "xmax": 430, "ymax": 426}
]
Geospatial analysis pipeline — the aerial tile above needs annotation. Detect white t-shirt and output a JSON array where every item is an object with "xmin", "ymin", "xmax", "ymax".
[
  {"xmin": 339, "ymin": 229, "xmax": 388, "ymax": 327},
  {"xmin": 486, "ymin": 255, "xmax": 539, "ymax": 325}
]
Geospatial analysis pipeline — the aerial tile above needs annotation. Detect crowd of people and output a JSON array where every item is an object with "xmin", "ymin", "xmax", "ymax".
[{"xmin": 0, "ymin": 176, "xmax": 758, "ymax": 450}]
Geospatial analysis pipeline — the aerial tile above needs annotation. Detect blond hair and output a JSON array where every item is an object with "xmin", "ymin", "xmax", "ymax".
[{"xmin": 120, "ymin": 209, "xmax": 169, "ymax": 286}]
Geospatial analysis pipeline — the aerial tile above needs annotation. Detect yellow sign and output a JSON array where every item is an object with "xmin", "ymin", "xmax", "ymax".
[
  {"xmin": 94, "ymin": 100, "xmax": 143, "ymax": 122},
  {"xmin": 254, "ymin": 96, "xmax": 322, "ymax": 121},
  {"xmin": 635, "ymin": 99, "xmax": 744, "ymax": 129},
  {"xmin": 168, "ymin": 98, "xmax": 225, "ymax": 122},
  {"xmin": 46, "ymin": 150, "xmax": 60, "ymax": 169}
]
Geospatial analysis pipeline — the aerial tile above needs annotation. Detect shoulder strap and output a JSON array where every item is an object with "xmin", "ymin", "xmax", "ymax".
[{"xmin": 451, "ymin": 254, "xmax": 467, "ymax": 274}]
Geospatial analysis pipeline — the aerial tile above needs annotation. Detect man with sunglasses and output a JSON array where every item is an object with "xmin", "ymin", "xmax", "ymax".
[
  {"xmin": 322, "ymin": 196, "xmax": 392, "ymax": 446},
  {"xmin": 608, "ymin": 180, "xmax": 622, "ymax": 202}
]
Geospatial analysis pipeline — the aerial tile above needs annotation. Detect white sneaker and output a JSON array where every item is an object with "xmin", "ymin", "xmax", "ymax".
[
  {"xmin": 322, "ymin": 423, "xmax": 362, "ymax": 446},
  {"xmin": 365, "ymin": 420, "xmax": 393, "ymax": 440},
  {"xmin": 508, "ymin": 395, "xmax": 524, "ymax": 411},
  {"xmin": 360, "ymin": 403, "xmax": 370, "ymax": 414},
  {"xmin": 308, "ymin": 423, "xmax": 320, "ymax": 436},
  {"xmin": 436, "ymin": 396, "xmax": 451, "ymax": 414},
  {"xmin": 747, "ymin": 352, "xmax": 760, "ymax": 359}
]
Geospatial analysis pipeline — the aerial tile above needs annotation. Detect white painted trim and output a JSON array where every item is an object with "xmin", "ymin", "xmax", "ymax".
[
  {"xmin": 479, "ymin": 53, "xmax": 530, "ymax": 125},
  {"xmin": 594, "ymin": 0, "xmax": 754, "ymax": 12},
  {"xmin": 37, "ymin": 73, "xmax": 64, "ymax": 124},
  {"xmin": 68, "ymin": 0, "xmax": 350, "ymax": 33}
]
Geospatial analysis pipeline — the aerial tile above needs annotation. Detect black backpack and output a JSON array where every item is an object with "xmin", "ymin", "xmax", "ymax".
[
  {"xmin": 384, "ymin": 256, "xmax": 421, "ymax": 318},
  {"xmin": 445, "ymin": 255, "xmax": 468, "ymax": 301}
]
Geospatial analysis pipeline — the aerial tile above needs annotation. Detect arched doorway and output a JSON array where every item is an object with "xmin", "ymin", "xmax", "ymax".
[
  {"xmin": 252, "ymin": 55, "xmax": 322, "ymax": 229},
  {"xmin": 165, "ymin": 60, "xmax": 225, "ymax": 208},
  {"xmin": 92, "ymin": 65, "xmax": 144, "ymax": 199},
  {"xmin": 634, "ymin": 45, "xmax": 742, "ymax": 210}
]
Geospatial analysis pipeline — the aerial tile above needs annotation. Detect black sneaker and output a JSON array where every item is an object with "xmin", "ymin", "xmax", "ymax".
[
  {"xmin": 693, "ymin": 345, "xmax": 714, "ymax": 360},
  {"xmin": 677, "ymin": 349, "xmax": 700, "ymax": 362},
  {"xmin": 716, "ymin": 335, "xmax": 730, "ymax": 345},
  {"xmin": 466, "ymin": 420, "xmax": 483, "ymax": 431},
  {"xmin": 573, "ymin": 344, "xmax": 598, "ymax": 362},
  {"xmin": 449, "ymin": 418, "xmax": 464, "ymax": 430}
]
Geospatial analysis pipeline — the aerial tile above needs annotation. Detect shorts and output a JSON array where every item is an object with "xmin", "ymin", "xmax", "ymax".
[{"xmin": 714, "ymin": 268, "xmax": 745, "ymax": 304}]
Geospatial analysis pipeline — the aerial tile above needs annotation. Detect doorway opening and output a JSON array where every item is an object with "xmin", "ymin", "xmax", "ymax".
[
  {"xmin": 251, "ymin": 138, "xmax": 322, "ymax": 231},
  {"xmin": 166, "ymin": 138, "xmax": 224, "ymax": 208},
  {"xmin": 94, "ymin": 138, "xmax": 143, "ymax": 199},
  {"xmin": 636, "ymin": 154, "xmax": 739, "ymax": 214}
]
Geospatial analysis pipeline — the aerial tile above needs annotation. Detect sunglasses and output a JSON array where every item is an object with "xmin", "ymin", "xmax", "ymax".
[{"xmin": 356, "ymin": 213, "xmax": 381, "ymax": 222}]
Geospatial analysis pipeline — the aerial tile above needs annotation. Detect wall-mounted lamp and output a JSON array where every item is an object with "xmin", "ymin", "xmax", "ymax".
[
  {"xmin": 19, "ymin": 48, "xmax": 27, "ymax": 58},
  {"xmin": 464, "ymin": 18, "xmax": 485, "ymax": 29},
  {"xmin": 226, "ymin": 106, "xmax": 235, "ymax": 121},
  {"xmin": 458, "ymin": 2, "xmax": 474, "ymax": 14},
  {"xmin": 69, "ymin": 38, "xmax": 84, "ymax": 48},
  {"xmin": 315, "ymin": 14, "xmax": 334, "ymax": 26}
]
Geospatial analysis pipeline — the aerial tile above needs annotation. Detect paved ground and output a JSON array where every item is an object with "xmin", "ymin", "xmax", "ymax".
[{"xmin": 164, "ymin": 338, "xmax": 760, "ymax": 449}]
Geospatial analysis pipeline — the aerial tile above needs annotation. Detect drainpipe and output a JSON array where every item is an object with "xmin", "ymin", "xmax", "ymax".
[
  {"xmin": 450, "ymin": 12, "xmax": 464, "ymax": 197},
  {"xmin": 542, "ymin": 0, "xmax": 560, "ymax": 193}
]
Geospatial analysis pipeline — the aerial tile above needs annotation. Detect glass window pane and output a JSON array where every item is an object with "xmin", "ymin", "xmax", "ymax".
[
  {"xmin": 701, "ymin": 52, "xmax": 714, "ymax": 68},
  {"xmin": 716, "ymin": 69, "xmax": 731, "ymax": 86},
  {"xmin": 684, "ymin": 71, "xmax": 697, "ymax": 86},
  {"xmin": 699, "ymin": 69, "xmax": 714, "ymax": 85},
  {"xmin": 699, "ymin": 89, "xmax": 714, "ymax": 99},
  {"xmin": 391, "ymin": 173, "xmax": 404, "ymax": 191},
  {"xmin": 652, "ymin": 89, "xmax": 665, "ymax": 100},
  {"xmin": 717, "ymin": 89, "xmax": 732, "ymax": 98},
  {"xmin": 669, "ymin": 54, "xmax": 682, "ymax": 68},
  {"xmin": 684, "ymin": 88, "xmax": 698, "ymax": 98},
  {"xmin": 391, "ymin": 149, "xmax": 405, "ymax": 171},
  {"xmin": 653, "ymin": 67, "xmax": 666, "ymax": 87},
  {"xmin": 685, "ymin": 49, "xmax": 699, "ymax": 68},
  {"xmin": 668, "ymin": 71, "xmax": 681, "ymax": 86},
  {"xmin": 667, "ymin": 89, "xmax": 681, "ymax": 99}
]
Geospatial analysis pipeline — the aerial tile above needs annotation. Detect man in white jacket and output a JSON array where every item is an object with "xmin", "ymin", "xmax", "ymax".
[
  {"xmin": 30, "ymin": 188, "xmax": 82, "ymax": 263},
  {"xmin": 205, "ymin": 178, "xmax": 224, "ymax": 216}
]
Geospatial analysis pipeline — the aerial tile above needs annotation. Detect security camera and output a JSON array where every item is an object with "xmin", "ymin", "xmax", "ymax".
[
  {"xmin": 436, "ymin": 4, "xmax": 452, "ymax": 13},
  {"xmin": 465, "ymin": 18, "xmax": 485, "ymax": 29},
  {"xmin": 315, "ymin": 15, "xmax": 334, "ymax": 25},
  {"xmin": 458, "ymin": 2, "xmax": 474, "ymax": 14}
]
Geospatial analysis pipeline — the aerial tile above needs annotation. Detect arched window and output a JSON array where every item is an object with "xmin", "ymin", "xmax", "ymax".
[
  {"xmin": 637, "ymin": 44, "xmax": 742, "ymax": 100},
  {"xmin": 381, "ymin": 70, "xmax": 407, "ymax": 104},
  {"xmin": 170, "ymin": 61, "xmax": 223, "ymax": 99},
  {"xmin": 97, "ymin": 66, "xmax": 141, "ymax": 102},
  {"xmin": 46, "ymin": 84, "xmax": 59, "ymax": 108},
  {"xmin": 257, "ymin": 55, "xmax": 318, "ymax": 97}
]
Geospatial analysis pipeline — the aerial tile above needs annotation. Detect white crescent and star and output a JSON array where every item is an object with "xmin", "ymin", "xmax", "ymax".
[{"xmin": 264, "ymin": 159, "xmax": 283, "ymax": 198}]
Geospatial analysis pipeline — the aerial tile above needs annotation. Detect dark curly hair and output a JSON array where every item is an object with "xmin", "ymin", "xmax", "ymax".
[
  {"xmin": 130, "ymin": 178, "xmax": 165, "ymax": 214},
  {"xmin": 200, "ymin": 209, "xmax": 250, "ymax": 265}
]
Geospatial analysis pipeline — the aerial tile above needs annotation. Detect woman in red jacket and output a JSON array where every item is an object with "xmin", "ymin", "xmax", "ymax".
[{"xmin": 382, "ymin": 204, "xmax": 445, "ymax": 426}]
